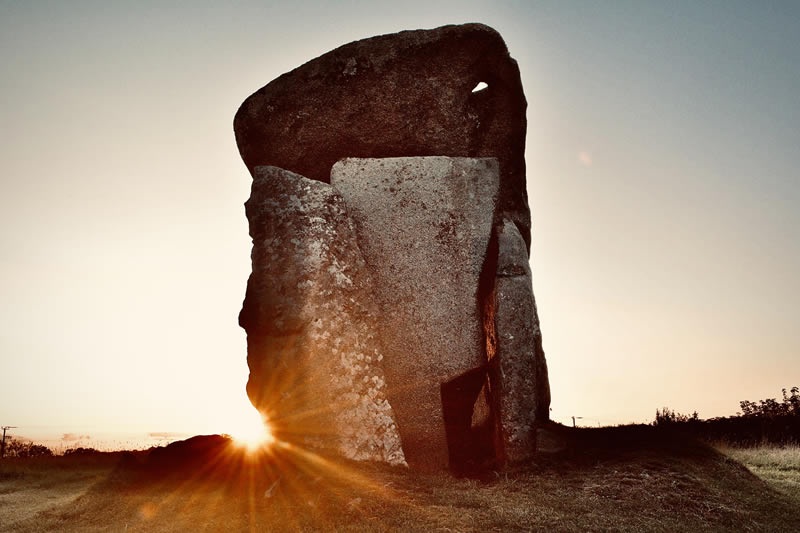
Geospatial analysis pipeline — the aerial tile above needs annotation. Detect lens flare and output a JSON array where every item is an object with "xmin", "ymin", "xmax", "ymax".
[{"xmin": 230, "ymin": 406, "xmax": 275, "ymax": 451}]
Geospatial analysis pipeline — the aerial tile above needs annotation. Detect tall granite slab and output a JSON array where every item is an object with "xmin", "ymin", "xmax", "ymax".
[
  {"xmin": 234, "ymin": 23, "xmax": 532, "ymax": 249},
  {"xmin": 330, "ymin": 157, "xmax": 499, "ymax": 471},
  {"xmin": 240, "ymin": 165, "xmax": 404, "ymax": 465},
  {"xmin": 493, "ymin": 220, "xmax": 551, "ymax": 462}
]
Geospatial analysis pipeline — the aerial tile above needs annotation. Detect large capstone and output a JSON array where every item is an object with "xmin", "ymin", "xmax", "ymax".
[
  {"xmin": 234, "ymin": 23, "xmax": 531, "ymax": 249},
  {"xmin": 240, "ymin": 165, "xmax": 404, "ymax": 465},
  {"xmin": 331, "ymin": 157, "xmax": 499, "ymax": 471}
]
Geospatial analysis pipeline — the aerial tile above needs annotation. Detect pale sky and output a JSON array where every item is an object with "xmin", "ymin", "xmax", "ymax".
[{"xmin": 1, "ymin": 1, "xmax": 798, "ymax": 443}]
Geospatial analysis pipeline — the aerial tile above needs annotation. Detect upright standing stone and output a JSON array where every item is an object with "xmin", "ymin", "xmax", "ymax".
[
  {"xmin": 493, "ymin": 220, "xmax": 550, "ymax": 462},
  {"xmin": 240, "ymin": 166, "xmax": 404, "ymax": 465},
  {"xmin": 331, "ymin": 157, "xmax": 499, "ymax": 471}
]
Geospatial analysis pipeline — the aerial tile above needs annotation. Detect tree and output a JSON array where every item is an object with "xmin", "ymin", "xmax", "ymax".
[
  {"xmin": 782, "ymin": 387, "xmax": 800, "ymax": 415},
  {"xmin": 2, "ymin": 438, "xmax": 54, "ymax": 458},
  {"xmin": 738, "ymin": 386, "xmax": 799, "ymax": 418}
]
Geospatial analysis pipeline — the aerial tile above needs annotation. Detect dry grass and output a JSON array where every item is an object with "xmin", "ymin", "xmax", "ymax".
[
  {"xmin": 2, "ymin": 428, "xmax": 799, "ymax": 532},
  {"xmin": 0, "ymin": 453, "xmax": 121, "ymax": 528},
  {"xmin": 717, "ymin": 443, "xmax": 800, "ymax": 504}
]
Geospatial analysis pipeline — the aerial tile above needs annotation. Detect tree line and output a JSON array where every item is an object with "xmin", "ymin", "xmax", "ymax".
[
  {"xmin": 654, "ymin": 386, "xmax": 800, "ymax": 445},
  {"xmin": 1, "ymin": 439, "xmax": 100, "ymax": 459}
]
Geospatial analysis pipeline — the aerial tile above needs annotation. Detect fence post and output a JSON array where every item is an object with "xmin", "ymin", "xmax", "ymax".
[{"xmin": 1, "ymin": 426, "xmax": 18, "ymax": 458}]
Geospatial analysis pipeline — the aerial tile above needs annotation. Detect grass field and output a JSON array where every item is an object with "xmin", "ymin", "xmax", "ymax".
[
  {"xmin": 717, "ymin": 444, "xmax": 800, "ymax": 505},
  {"xmin": 2, "ymin": 427, "xmax": 799, "ymax": 532}
]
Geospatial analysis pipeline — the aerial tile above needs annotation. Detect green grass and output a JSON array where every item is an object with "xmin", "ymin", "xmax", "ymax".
[
  {"xmin": 717, "ymin": 444, "xmax": 800, "ymax": 504},
  {"xmin": 2, "ymin": 429, "xmax": 800, "ymax": 532}
]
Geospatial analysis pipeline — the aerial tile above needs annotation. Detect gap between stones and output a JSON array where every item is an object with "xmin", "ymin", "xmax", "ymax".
[{"xmin": 441, "ymin": 222, "xmax": 502, "ymax": 476}]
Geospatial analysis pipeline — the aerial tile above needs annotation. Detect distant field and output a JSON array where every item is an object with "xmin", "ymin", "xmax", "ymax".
[
  {"xmin": 2, "ymin": 427, "xmax": 800, "ymax": 532},
  {"xmin": 717, "ymin": 444, "xmax": 800, "ymax": 504}
]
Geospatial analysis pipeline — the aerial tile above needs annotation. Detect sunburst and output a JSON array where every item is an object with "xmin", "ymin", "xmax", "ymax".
[{"xmin": 229, "ymin": 405, "xmax": 275, "ymax": 451}]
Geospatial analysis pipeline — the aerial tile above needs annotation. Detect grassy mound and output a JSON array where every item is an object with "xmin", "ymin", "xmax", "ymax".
[{"xmin": 2, "ymin": 426, "xmax": 799, "ymax": 532}]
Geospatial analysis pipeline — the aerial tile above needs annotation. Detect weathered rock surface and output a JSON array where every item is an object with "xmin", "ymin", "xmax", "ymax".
[
  {"xmin": 493, "ymin": 219, "xmax": 551, "ymax": 462},
  {"xmin": 235, "ymin": 23, "xmax": 552, "ymax": 472},
  {"xmin": 330, "ymin": 157, "xmax": 499, "ymax": 471},
  {"xmin": 234, "ymin": 23, "xmax": 532, "ymax": 249},
  {"xmin": 240, "ymin": 165, "xmax": 405, "ymax": 465}
]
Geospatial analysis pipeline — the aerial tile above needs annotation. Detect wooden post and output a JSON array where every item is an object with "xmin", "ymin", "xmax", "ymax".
[{"xmin": 1, "ymin": 426, "xmax": 17, "ymax": 458}]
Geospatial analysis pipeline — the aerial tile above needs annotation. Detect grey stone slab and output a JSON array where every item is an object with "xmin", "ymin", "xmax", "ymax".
[
  {"xmin": 330, "ymin": 156, "xmax": 499, "ymax": 470},
  {"xmin": 494, "ymin": 219, "xmax": 550, "ymax": 462},
  {"xmin": 240, "ymin": 165, "xmax": 404, "ymax": 465}
]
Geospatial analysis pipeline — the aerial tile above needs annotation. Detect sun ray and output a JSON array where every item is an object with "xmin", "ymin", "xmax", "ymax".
[{"xmin": 230, "ymin": 406, "xmax": 276, "ymax": 451}]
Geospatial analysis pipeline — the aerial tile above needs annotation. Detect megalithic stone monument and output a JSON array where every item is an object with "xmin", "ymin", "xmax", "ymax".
[{"xmin": 235, "ymin": 23, "xmax": 550, "ymax": 472}]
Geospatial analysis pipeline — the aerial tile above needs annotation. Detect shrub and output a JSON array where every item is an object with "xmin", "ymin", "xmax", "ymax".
[
  {"xmin": 64, "ymin": 446, "xmax": 100, "ymax": 456},
  {"xmin": 2, "ymin": 438, "xmax": 54, "ymax": 458},
  {"xmin": 654, "ymin": 408, "xmax": 698, "ymax": 426}
]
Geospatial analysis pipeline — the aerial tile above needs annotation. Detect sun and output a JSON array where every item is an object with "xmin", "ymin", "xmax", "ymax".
[{"xmin": 229, "ymin": 406, "xmax": 275, "ymax": 451}]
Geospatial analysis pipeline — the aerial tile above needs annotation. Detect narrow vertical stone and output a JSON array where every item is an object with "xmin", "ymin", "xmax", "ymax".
[{"xmin": 494, "ymin": 219, "xmax": 550, "ymax": 462}]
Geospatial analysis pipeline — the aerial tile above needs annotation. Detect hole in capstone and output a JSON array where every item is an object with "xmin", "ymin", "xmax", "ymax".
[{"xmin": 471, "ymin": 81, "xmax": 488, "ymax": 93}]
